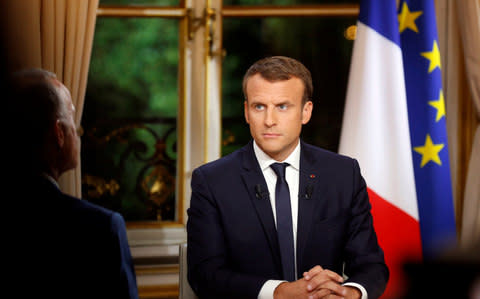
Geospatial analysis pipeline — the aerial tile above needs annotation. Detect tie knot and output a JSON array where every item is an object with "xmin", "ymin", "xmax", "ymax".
[{"xmin": 271, "ymin": 162, "xmax": 289, "ymax": 178}]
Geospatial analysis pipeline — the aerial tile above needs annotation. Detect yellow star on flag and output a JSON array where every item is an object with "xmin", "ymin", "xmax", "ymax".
[
  {"xmin": 421, "ymin": 41, "xmax": 441, "ymax": 73},
  {"xmin": 414, "ymin": 134, "xmax": 444, "ymax": 167},
  {"xmin": 398, "ymin": 2, "xmax": 423, "ymax": 33},
  {"xmin": 428, "ymin": 90, "xmax": 445, "ymax": 122}
]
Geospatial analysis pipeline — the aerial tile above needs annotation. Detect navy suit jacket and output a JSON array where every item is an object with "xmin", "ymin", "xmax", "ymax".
[
  {"xmin": 187, "ymin": 140, "xmax": 388, "ymax": 299},
  {"xmin": 14, "ymin": 175, "xmax": 139, "ymax": 299}
]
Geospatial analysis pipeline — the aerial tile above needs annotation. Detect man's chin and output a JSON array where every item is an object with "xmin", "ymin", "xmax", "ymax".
[{"xmin": 260, "ymin": 146, "xmax": 283, "ymax": 159}]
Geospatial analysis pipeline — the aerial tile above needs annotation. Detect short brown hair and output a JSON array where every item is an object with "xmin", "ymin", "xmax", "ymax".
[{"xmin": 242, "ymin": 56, "xmax": 313, "ymax": 104}]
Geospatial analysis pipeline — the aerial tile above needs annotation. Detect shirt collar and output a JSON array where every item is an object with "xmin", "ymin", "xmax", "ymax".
[
  {"xmin": 41, "ymin": 172, "xmax": 60, "ymax": 189},
  {"xmin": 253, "ymin": 140, "xmax": 301, "ymax": 172}
]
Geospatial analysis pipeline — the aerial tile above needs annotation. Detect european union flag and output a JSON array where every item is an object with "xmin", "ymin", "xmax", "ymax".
[{"xmin": 399, "ymin": 0, "xmax": 456, "ymax": 258}]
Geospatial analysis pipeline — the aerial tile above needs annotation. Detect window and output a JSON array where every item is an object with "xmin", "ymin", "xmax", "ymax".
[{"xmin": 83, "ymin": 17, "xmax": 179, "ymax": 222}]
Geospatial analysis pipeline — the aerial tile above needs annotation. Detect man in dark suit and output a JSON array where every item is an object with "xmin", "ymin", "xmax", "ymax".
[
  {"xmin": 9, "ymin": 69, "xmax": 139, "ymax": 299},
  {"xmin": 187, "ymin": 56, "xmax": 388, "ymax": 299}
]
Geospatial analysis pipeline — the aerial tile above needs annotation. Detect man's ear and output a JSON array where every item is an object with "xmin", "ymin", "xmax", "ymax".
[
  {"xmin": 302, "ymin": 101, "xmax": 313, "ymax": 125},
  {"xmin": 54, "ymin": 119, "xmax": 65, "ymax": 147},
  {"xmin": 244, "ymin": 100, "xmax": 250, "ymax": 124}
]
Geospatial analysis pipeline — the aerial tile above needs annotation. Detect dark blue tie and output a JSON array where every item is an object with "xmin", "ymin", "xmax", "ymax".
[{"xmin": 270, "ymin": 162, "xmax": 295, "ymax": 281}]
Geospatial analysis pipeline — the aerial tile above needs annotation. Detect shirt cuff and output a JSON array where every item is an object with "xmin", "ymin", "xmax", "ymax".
[
  {"xmin": 257, "ymin": 280, "xmax": 286, "ymax": 299},
  {"xmin": 343, "ymin": 282, "xmax": 368, "ymax": 299}
]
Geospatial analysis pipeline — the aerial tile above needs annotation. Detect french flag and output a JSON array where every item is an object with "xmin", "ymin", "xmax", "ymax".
[{"xmin": 339, "ymin": 0, "xmax": 457, "ymax": 298}]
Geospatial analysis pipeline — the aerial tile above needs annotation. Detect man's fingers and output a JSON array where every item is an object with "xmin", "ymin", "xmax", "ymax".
[
  {"xmin": 305, "ymin": 271, "xmax": 344, "ymax": 291},
  {"xmin": 315, "ymin": 281, "xmax": 347, "ymax": 297},
  {"xmin": 303, "ymin": 266, "xmax": 343, "ymax": 284},
  {"xmin": 324, "ymin": 269, "xmax": 344, "ymax": 283},
  {"xmin": 322, "ymin": 295, "xmax": 344, "ymax": 299},
  {"xmin": 306, "ymin": 274, "xmax": 331, "ymax": 291},
  {"xmin": 307, "ymin": 284, "xmax": 347, "ymax": 299},
  {"xmin": 306, "ymin": 288, "xmax": 331, "ymax": 299},
  {"xmin": 304, "ymin": 265, "xmax": 324, "ymax": 280}
]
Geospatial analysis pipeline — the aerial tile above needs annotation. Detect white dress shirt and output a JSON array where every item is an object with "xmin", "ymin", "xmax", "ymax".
[
  {"xmin": 41, "ymin": 172, "xmax": 60, "ymax": 189},
  {"xmin": 253, "ymin": 141, "xmax": 367, "ymax": 299}
]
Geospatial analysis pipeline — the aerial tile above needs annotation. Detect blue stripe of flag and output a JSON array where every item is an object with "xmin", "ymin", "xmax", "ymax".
[
  {"xmin": 399, "ymin": 0, "xmax": 457, "ymax": 258},
  {"xmin": 358, "ymin": 0, "xmax": 400, "ymax": 46}
]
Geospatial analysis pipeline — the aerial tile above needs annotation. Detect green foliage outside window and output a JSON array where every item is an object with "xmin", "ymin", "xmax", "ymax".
[{"xmin": 82, "ymin": 18, "xmax": 179, "ymax": 221}]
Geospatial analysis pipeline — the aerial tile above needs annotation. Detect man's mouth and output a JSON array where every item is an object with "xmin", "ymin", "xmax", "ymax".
[{"xmin": 263, "ymin": 133, "xmax": 281, "ymax": 138}]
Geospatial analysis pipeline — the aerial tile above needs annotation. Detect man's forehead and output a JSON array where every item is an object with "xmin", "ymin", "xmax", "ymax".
[
  {"xmin": 51, "ymin": 78, "xmax": 70, "ymax": 97},
  {"xmin": 50, "ymin": 77, "xmax": 62, "ymax": 87}
]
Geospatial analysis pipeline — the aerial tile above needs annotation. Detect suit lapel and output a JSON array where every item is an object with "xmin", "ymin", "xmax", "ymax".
[
  {"xmin": 296, "ymin": 141, "xmax": 328, "ymax": 273},
  {"xmin": 240, "ymin": 141, "xmax": 282, "ymax": 273}
]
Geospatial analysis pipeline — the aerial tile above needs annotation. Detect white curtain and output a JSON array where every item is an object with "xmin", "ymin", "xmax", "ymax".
[
  {"xmin": 1, "ymin": 0, "xmax": 99, "ymax": 198},
  {"xmin": 205, "ymin": 1, "xmax": 223, "ymax": 163},
  {"xmin": 205, "ymin": 56, "xmax": 222, "ymax": 162},
  {"xmin": 455, "ymin": 0, "xmax": 480, "ymax": 247}
]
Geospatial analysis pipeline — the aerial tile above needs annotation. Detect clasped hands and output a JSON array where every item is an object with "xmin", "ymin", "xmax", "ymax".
[{"xmin": 273, "ymin": 265, "xmax": 361, "ymax": 299}]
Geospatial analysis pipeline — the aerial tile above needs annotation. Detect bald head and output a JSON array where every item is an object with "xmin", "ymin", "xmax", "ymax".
[{"xmin": 10, "ymin": 68, "xmax": 79, "ymax": 177}]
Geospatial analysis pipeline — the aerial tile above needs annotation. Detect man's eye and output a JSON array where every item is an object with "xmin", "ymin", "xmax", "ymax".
[
  {"xmin": 76, "ymin": 126, "xmax": 84, "ymax": 137},
  {"xmin": 254, "ymin": 105, "xmax": 264, "ymax": 110},
  {"xmin": 278, "ymin": 104, "xmax": 288, "ymax": 110}
]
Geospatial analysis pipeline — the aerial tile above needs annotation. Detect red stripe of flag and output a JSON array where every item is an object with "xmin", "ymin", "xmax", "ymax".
[{"xmin": 368, "ymin": 188, "xmax": 423, "ymax": 298}]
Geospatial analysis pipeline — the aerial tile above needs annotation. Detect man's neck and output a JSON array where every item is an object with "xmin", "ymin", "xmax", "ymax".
[
  {"xmin": 37, "ymin": 165, "xmax": 60, "ymax": 182},
  {"xmin": 253, "ymin": 139, "xmax": 301, "ymax": 162}
]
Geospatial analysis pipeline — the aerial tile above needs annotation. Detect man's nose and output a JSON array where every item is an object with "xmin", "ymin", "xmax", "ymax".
[{"xmin": 264, "ymin": 108, "xmax": 276, "ymax": 127}]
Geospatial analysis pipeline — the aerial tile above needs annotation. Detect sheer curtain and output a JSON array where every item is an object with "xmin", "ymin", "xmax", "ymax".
[
  {"xmin": 1, "ymin": 0, "xmax": 99, "ymax": 197},
  {"xmin": 456, "ymin": 0, "xmax": 480, "ymax": 247}
]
